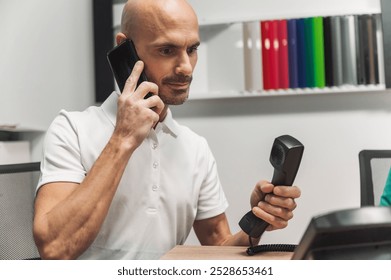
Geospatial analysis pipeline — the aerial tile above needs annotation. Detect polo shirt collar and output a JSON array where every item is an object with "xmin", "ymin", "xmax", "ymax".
[
  {"xmin": 101, "ymin": 91, "xmax": 179, "ymax": 137},
  {"xmin": 101, "ymin": 91, "xmax": 118, "ymax": 127},
  {"xmin": 160, "ymin": 108, "xmax": 179, "ymax": 137}
]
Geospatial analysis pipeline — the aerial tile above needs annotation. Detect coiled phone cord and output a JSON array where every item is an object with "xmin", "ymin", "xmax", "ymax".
[{"xmin": 247, "ymin": 236, "xmax": 297, "ymax": 256}]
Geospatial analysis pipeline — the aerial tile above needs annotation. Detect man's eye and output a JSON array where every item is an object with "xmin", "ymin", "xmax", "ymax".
[
  {"xmin": 160, "ymin": 48, "xmax": 173, "ymax": 55},
  {"xmin": 188, "ymin": 46, "xmax": 198, "ymax": 54}
]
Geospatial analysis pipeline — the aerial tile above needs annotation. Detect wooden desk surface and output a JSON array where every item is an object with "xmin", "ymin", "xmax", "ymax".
[{"xmin": 160, "ymin": 245, "xmax": 293, "ymax": 260}]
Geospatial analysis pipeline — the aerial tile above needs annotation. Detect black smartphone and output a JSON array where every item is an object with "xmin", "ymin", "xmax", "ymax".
[{"xmin": 107, "ymin": 39, "xmax": 151, "ymax": 97}]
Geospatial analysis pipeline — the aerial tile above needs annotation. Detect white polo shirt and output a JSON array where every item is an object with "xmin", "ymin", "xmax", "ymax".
[{"xmin": 37, "ymin": 92, "xmax": 228, "ymax": 259}]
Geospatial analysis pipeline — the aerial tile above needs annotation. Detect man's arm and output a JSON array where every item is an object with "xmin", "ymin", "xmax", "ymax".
[
  {"xmin": 33, "ymin": 138, "xmax": 137, "ymax": 259},
  {"xmin": 193, "ymin": 213, "xmax": 255, "ymax": 246},
  {"xmin": 193, "ymin": 181, "xmax": 301, "ymax": 246},
  {"xmin": 33, "ymin": 61, "xmax": 164, "ymax": 259}
]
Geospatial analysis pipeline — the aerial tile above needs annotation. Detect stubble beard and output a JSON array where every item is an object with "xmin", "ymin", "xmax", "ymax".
[{"xmin": 159, "ymin": 88, "xmax": 190, "ymax": 105}]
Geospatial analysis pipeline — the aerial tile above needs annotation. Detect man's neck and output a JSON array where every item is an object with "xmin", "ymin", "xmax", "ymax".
[
  {"xmin": 159, "ymin": 105, "xmax": 169, "ymax": 122},
  {"xmin": 153, "ymin": 105, "xmax": 169, "ymax": 129}
]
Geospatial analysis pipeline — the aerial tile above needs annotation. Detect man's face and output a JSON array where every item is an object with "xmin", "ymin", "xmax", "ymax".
[{"xmin": 133, "ymin": 12, "xmax": 200, "ymax": 105}]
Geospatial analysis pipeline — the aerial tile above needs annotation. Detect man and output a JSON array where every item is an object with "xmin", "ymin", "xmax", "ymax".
[{"xmin": 33, "ymin": 0, "xmax": 301, "ymax": 260}]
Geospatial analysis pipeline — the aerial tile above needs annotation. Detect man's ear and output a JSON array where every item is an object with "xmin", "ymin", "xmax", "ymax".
[{"xmin": 115, "ymin": 32, "xmax": 127, "ymax": 45}]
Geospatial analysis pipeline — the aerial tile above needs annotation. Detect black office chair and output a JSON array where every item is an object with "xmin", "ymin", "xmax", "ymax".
[
  {"xmin": 359, "ymin": 150, "xmax": 391, "ymax": 206},
  {"xmin": 0, "ymin": 162, "xmax": 41, "ymax": 260}
]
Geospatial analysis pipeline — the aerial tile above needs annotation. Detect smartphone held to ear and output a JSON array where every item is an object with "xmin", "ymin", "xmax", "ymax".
[{"xmin": 107, "ymin": 39, "xmax": 151, "ymax": 98}]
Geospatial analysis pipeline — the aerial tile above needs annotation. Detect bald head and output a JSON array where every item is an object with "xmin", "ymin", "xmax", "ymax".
[
  {"xmin": 117, "ymin": 0, "xmax": 200, "ymax": 105},
  {"xmin": 120, "ymin": 0, "xmax": 198, "ymax": 42}
]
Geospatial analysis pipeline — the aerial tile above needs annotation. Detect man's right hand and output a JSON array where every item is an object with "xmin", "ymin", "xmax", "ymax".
[{"xmin": 114, "ymin": 60, "xmax": 164, "ymax": 149}]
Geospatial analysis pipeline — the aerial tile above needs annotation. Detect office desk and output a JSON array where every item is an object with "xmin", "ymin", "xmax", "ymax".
[{"xmin": 161, "ymin": 245, "xmax": 293, "ymax": 260}]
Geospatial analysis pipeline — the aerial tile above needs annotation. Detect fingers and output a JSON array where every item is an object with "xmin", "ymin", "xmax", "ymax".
[
  {"xmin": 257, "ymin": 180, "xmax": 274, "ymax": 194},
  {"xmin": 135, "ymin": 81, "xmax": 158, "ymax": 100},
  {"xmin": 120, "ymin": 60, "xmax": 163, "ymax": 113},
  {"xmin": 273, "ymin": 185, "xmax": 301, "ymax": 199},
  {"xmin": 264, "ymin": 186, "xmax": 300, "ymax": 209},
  {"xmin": 250, "ymin": 180, "xmax": 273, "ymax": 207},
  {"xmin": 251, "ymin": 184, "xmax": 301, "ymax": 231},
  {"xmin": 143, "ymin": 95, "xmax": 165, "ymax": 116},
  {"xmin": 252, "ymin": 206, "xmax": 290, "ymax": 230},
  {"xmin": 252, "ymin": 198, "xmax": 294, "ymax": 230},
  {"xmin": 264, "ymin": 195, "xmax": 297, "ymax": 213},
  {"xmin": 123, "ymin": 60, "xmax": 159, "ymax": 100},
  {"xmin": 122, "ymin": 61, "xmax": 145, "ymax": 97}
]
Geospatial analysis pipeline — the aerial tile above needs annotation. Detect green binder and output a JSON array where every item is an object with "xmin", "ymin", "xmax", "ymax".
[
  {"xmin": 304, "ymin": 17, "xmax": 315, "ymax": 87},
  {"xmin": 312, "ymin": 17, "xmax": 326, "ymax": 88}
]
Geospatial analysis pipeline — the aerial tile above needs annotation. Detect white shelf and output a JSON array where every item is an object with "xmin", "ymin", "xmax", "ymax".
[
  {"xmin": 0, "ymin": 126, "xmax": 45, "ymax": 133},
  {"xmin": 189, "ymin": 84, "xmax": 387, "ymax": 100}
]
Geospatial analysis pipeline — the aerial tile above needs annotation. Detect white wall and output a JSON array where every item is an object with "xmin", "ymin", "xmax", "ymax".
[
  {"xmin": 2, "ymin": 0, "xmax": 391, "ymax": 247},
  {"xmin": 0, "ymin": 0, "xmax": 95, "ymax": 160}
]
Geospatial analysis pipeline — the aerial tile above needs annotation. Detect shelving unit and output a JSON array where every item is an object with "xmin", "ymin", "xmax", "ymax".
[
  {"xmin": 189, "ymin": 84, "xmax": 387, "ymax": 101},
  {"xmin": 97, "ymin": 0, "xmax": 389, "ymax": 101},
  {"xmin": 186, "ymin": 0, "xmax": 386, "ymax": 100},
  {"xmin": 0, "ymin": 127, "xmax": 44, "ymax": 164}
]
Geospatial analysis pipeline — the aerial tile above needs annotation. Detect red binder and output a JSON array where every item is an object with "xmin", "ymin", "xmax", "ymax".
[
  {"xmin": 278, "ymin": 19, "xmax": 290, "ymax": 89},
  {"xmin": 261, "ymin": 20, "xmax": 280, "ymax": 90}
]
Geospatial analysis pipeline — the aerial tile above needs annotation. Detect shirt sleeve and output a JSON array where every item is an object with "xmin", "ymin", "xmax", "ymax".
[
  {"xmin": 37, "ymin": 110, "xmax": 86, "ymax": 192},
  {"xmin": 195, "ymin": 139, "xmax": 229, "ymax": 220}
]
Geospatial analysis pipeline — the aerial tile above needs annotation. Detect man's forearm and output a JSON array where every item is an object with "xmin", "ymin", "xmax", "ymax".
[
  {"xmin": 34, "ymin": 136, "xmax": 136, "ymax": 259},
  {"xmin": 220, "ymin": 230, "xmax": 261, "ymax": 247}
]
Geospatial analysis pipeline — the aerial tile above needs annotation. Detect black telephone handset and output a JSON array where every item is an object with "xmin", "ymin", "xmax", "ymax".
[
  {"xmin": 239, "ymin": 135, "xmax": 304, "ymax": 239},
  {"xmin": 107, "ymin": 39, "xmax": 152, "ymax": 98}
]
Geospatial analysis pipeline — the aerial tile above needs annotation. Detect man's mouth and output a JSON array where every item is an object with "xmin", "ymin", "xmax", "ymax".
[{"xmin": 166, "ymin": 82, "xmax": 190, "ymax": 90}]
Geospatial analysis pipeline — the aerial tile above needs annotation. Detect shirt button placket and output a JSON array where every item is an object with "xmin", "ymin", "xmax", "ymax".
[{"xmin": 150, "ymin": 137, "xmax": 160, "ymax": 210}]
